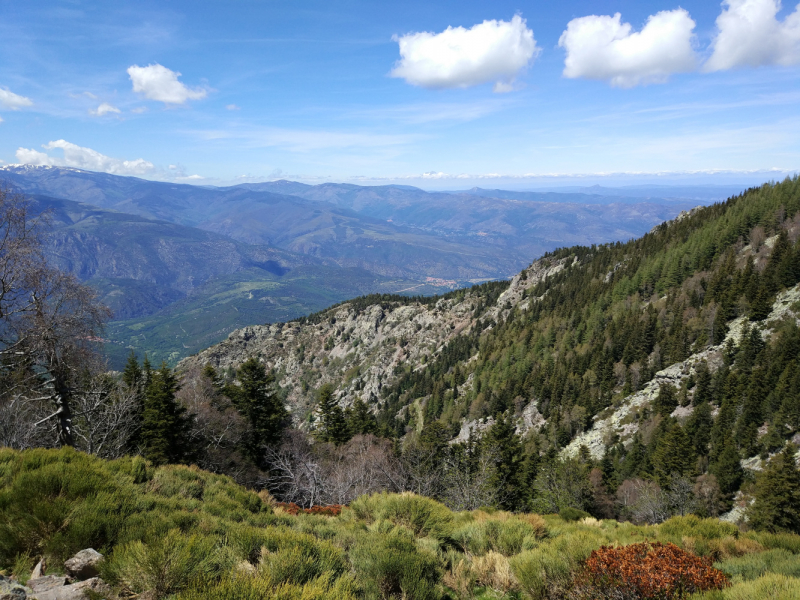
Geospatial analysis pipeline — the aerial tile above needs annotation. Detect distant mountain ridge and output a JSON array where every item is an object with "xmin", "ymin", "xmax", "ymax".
[{"xmin": 1, "ymin": 166, "xmax": 704, "ymax": 366}]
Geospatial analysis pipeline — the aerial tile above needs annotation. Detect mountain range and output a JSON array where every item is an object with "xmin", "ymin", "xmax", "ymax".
[{"xmin": 2, "ymin": 165, "xmax": 703, "ymax": 367}]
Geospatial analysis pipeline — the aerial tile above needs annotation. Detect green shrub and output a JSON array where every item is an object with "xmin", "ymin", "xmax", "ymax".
[
  {"xmin": 258, "ymin": 530, "xmax": 348, "ymax": 585},
  {"xmin": 745, "ymin": 531, "xmax": 800, "ymax": 554},
  {"xmin": 716, "ymin": 549, "xmax": 800, "ymax": 581},
  {"xmin": 348, "ymin": 492, "xmax": 453, "ymax": 541},
  {"xmin": 177, "ymin": 573, "xmax": 358, "ymax": 600},
  {"xmin": 558, "ymin": 507, "xmax": 590, "ymax": 522},
  {"xmin": 452, "ymin": 517, "xmax": 540, "ymax": 556},
  {"xmin": 351, "ymin": 531, "xmax": 441, "ymax": 600},
  {"xmin": 691, "ymin": 573, "xmax": 800, "ymax": 600},
  {"xmin": 660, "ymin": 515, "xmax": 739, "ymax": 540},
  {"xmin": 510, "ymin": 531, "xmax": 602, "ymax": 599},
  {"xmin": 107, "ymin": 529, "xmax": 223, "ymax": 598}
]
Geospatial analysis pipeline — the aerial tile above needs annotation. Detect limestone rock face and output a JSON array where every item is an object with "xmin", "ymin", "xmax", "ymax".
[{"xmin": 63, "ymin": 549, "xmax": 103, "ymax": 581}]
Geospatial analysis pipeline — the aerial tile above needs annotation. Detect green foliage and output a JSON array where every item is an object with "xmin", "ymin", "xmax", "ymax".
[
  {"xmin": 749, "ymin": 444, "xmax": 800, "ymax": 534},
  {"xmin": 691, "ymin": 573, "xmax": 800, "ymax": 600},
  {"xmin": 4, "ymin": 449, "xmax": 800, "ymax": 600},
  {"xmin": 225, "ymin": 357, "xmax": 288, "ymax": 464},
  {"xmin": 107, "ymin": 529, "xmax": 222, "ymax": 597},
  {"xmin": 510, "ymin": 531, "xmax": 602, "ymax": 600},
  {"xmin": 451, "ymin": 515, "xmax": 544, "ymax": 556},
  {"xmin": 715, "ymin": 549, "xmax": 800, "ymax": 581},
  {"xmin": 558, "ymin": 507, "xmax": 591, "ymax": 522},
  {"xmin": 350, "ymin": 530, "xmax": 441, "ymax": 600},
  {"xmin": 141, "ymin": 362, "xmax": 192, "ymax": 465},
  {"xmin": 316, "ymin": 384, "xmax": 349, "ymax": 445},
  {"xmin": 348, "ymin": 492, "xmax": 454, "ymax": 541}
]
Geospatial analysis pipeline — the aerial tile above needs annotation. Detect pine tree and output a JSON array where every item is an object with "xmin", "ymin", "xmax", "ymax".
[
  {"xmin": 685, "ymin": 401, "xmax": 713, "ymax": 457},
  {"xmin": 748, "ymin": 444, "xmax": 800, "ymax": 534},
  {"xmin": 710, "ymin": 440, "xmax": 744, "ymax": 502},
  {"xmin": 225, "ymin": 358, "xmax": 288, "ymax": 465},
  {"xmin": 140, "ymin": 362, "xmax": 191, "ymax": 465},
  {"xmin": 346, "ymin": 398, "xmax": 378, "ymax": 437},
  {"xmin": 483, "ymin": 413, "xmax": 524, "ymax": 510},
  {"xmin": 693, "ymin": 361, "xmax": 712, "ymax": 405},
  {"xmin": 654, "ymin": 383, "xmax": 678, "ymax": 417},
  {"xmin": 316, "ymin": 383, "xmax": 348, "ymax": 444},
  {"xmin": 652, "ymin": 421, "xmax": 695, "ymax": 486},
  {"xmin": 122, "ymin": 350, "xmax": 143, "ymax": 389}
]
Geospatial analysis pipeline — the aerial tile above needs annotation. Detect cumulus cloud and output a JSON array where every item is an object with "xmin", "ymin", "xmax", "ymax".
[
  {"xmin": 706, "ymin": 0, "xmax": 800, "ymax": 70},
  {"xmin": 89, "ymin": 102, "xmax": 121, "ymax": 117},
  {"xmin": 16, "ymin": 140, "xmax": 155, "ymax": 176},
  {"xmin": 390, "ymin": 15, "xmax": 539, "ymax": 90},
  {"xmin": 0, "ymin": 87, "xmax": 34, "ymax": 110},
  {"xmin": 127, "ymin": 63, "xmax": 207, "ymax": 104},
  {"xmin": 559, "ymin": 9, "xmax": 697, "ymax": 87}
]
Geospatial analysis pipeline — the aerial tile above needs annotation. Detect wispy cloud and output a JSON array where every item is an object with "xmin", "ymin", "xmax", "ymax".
[
  {"xmin": 0, "ymin": 87, "xmax": 34, "ymax": 110},
  {"xmin": 88, "ymin": 102, "xmax": 121, "ymax": 117},
  {"xmin": 193, "ymin": 126, "xmax": 425, "ymax": 152}
]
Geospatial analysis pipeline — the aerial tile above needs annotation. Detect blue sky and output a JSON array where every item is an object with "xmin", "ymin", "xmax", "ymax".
[{"xmin": 1, "ymin": 0, "xmax": 800, "ymax": 188}]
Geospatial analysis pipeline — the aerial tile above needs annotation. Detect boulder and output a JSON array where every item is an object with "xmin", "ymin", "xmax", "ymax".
[
  {"xmin": 33, "ymin": 578, "xmax": 110, "ymax": 600},
  {"xmin": 0, "ymin": 575, "xmax": 33, "ymax": 600},
  {"xmin": 63, "ymin": 549, "xmax": 103, "ymax": 581},
  {"xmin": 27, "ymin": 576, "xmax": 68, "ymax": 594}
]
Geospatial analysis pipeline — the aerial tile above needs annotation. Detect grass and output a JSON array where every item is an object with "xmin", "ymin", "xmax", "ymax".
[{"xmin": 1, "ymin": 448, "xmax": 799, "ymax": 600}]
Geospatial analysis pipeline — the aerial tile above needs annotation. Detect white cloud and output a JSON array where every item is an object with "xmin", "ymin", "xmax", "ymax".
[
  {"xmin": 706, "ymin": 0, "xmax": 800, "ymax": 70},
  {"xmin": 559, "ymin": 10, "xmax": 697, "ymax": 87},
  {"xmin": 226, "ymin": 104, "xmax": 240, "ymax": 110},
  {"xmin": 0, "ymin": 87, "xmax": 34, "ymax": 110},
  {"xmin": 89, "ymin": 102, "xmax": 121, "ymax": 117},
  {"xmin": 131, "ymin": 106, "xmax": 148, "ymax": 114},
  {"xmin": 0, "ymin": 116, "xmax": 3, "ymax": 123},
  {"xmin": 390, "ymin": 15, "xmax": 539, "ymax": 90},
  {"xmin": 127, "ymin": 63, "xmax": 207, "ymax": 104},
  {"xmin": 15, "ymin": 140, "xmax": 155, "ymax": 176}
]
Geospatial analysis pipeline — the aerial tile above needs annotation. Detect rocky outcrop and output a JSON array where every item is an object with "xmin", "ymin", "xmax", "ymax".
[{"xmin": 180, "ymin": 255, "xmax": 574, "ymax": 425}]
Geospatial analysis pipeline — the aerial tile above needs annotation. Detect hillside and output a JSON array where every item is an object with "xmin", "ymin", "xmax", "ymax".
[
  {"xmin": 1, "ymin": 448, "xmax": 799, "ymax": 600},
  {"xmin": 184, "ymin": 178, "xmax": 800, "ymax": 511}
]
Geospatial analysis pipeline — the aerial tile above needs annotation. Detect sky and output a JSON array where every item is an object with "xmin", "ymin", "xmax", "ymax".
[{"xmin": 2, "ymin": 0, "xmax": 800, "ymax": 189}]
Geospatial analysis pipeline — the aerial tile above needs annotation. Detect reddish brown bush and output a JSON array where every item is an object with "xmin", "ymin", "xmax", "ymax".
[
  {"xmin": 575, "ymin": 541, "xmax": 729, "ymax": 599},
  {"xmin": 275, "ymin": 502, "xmax": 343, "ymax": 516}
]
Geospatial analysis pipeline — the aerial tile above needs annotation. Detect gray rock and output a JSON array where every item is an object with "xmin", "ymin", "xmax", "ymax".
[
  {"xmin": 29, "ymin": 559, "xmax": 46, "ymax": 581},
  {"xmin": 0, "ymin": 574, "xmax": 32, "ymax": 600},
  {"xmin": 63, "ymin": 549, "xmax": 103, "ymax": 581},
  {"xmin": 33, "ymin": 578, "xmax": 110, "ymax": 600},
  {"xmin": 27, "ymin": 576, "xmax": 68, "ymax": 594}
]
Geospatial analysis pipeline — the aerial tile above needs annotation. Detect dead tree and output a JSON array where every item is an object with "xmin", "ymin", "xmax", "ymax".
[{"xmin": 0, "ymin": 185, "xmax": 110, "ymax": 448}]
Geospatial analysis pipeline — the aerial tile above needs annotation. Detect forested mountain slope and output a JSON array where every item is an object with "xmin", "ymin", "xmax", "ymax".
[{"xmin": 185, "ymin": 178, "xmax": 800, "ymax": 509}]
